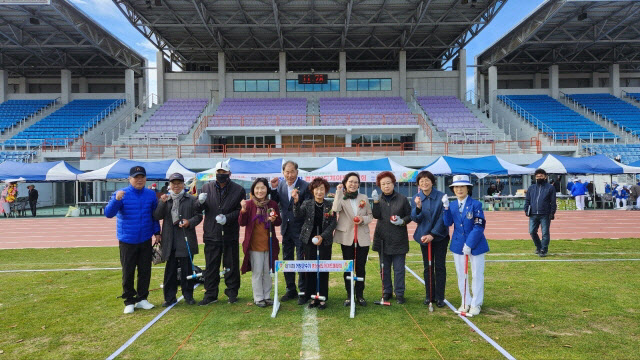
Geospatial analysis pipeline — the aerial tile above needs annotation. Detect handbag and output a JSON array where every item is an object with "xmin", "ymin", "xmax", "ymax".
[{"xmin": 152, "ymin": 240, "xmax": 165, "ymax": 265}]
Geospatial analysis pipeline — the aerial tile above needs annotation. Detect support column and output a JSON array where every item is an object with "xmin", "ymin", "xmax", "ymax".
[
  {"xmin": 399, "ymin": 50, "xmax": 407, "ymax": 100},
  {"xmin": 61, "ymin": 69, "xmax": 72, "ymax": 104},
  {"xmin": 488, "ymin": 66, "xmax": 497, "ymax": 119},
  {"xmin": 279, "ymin": 52, "xmax": 286, "ymax": 97},
  {"xmin": 275, "ymin": 129, "xmax": 282, "ymax": 149},
  {"xmin": 139, "ymin": 59, "xmax": 148, "ymax": 106},
  {"xmin": 534, "ymin": 73, "xmax": 542, "ymax": 89},
  {"xmin": 339, "ymin": 51, "xmax": 346, "ymax": 97},
  {"xmin": 458, "ymin": 48, "xmax": 466, "ymax": 101},
  {"xmin": 345, "ymin": 129, "xmax": 352, "ymax": 148},
  {"xmin": 218, "ymin": 52, "xmax": 226, "ymax": 101},
  {"xmin": 610, "ymin": 63, "xmax": 620, "ymax": 96},
  {"xmin": 592, "ymin": 72, "xmax": 599, "ymax": 88},
  {"xmin": 478, "ymin": 74, "xmax": 485, "ymax": 102},
  {"xmin": 79, "ymin": 77, "xmax": 88, "ymax": 93},
  {"xmin": 0, "ymin": 70, "xmax": 8, "ymax": 103},
  {"xmin": 125, "ymin": 69, "xmax": 135, "ymax": 105},
  {"xmin": 156, "ymin": 51, "xmax": 165, "ymax": 104},
  {"xmin": 18, "ymin": 77, "xmax": 28, "ymax": 93},
  {"xmin": 549, "ymin": 64, "xmax": 559, "ymax": 99}
]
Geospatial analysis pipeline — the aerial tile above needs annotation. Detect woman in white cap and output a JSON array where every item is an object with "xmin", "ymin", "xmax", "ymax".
[{"xmin": 441, "ymin": 175, "xmax": 489, "ymax": 316}]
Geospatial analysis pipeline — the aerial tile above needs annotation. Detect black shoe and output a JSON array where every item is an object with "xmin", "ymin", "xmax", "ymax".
[
  {"xmin": 318, "ymin": 302, "xmax": 327, "ymax": 310},
  {"xmin": 297, "ymin": 296, "xmax": 308, "ymax": 305},
  {"xmin": 184, "ymin": 296, "xmax": 196, "ymax": 305},
  {"xmin": 308, "ymin": 301, "xmax": 319, "ymax": 309},
  {"xmin": 198, "ymin": 297, "xmax": 218, "ymax": 306},
  {"xmin": 264, "ymin": 299, "xmax": 274, "ymax": 306},
  {"xmin": 436, "ymin": 300, "xmax": 446, "ymax": 308},
  {"xmin": 228, "ymin": 296, "xmax": 238, "ymax": 304},
  {"xmin": 423, "ymin": 299, "xmax": 431, "ymax": 306},
  {"xmin": 535, "ymin": 248, "xmax": 541, "ymax": 255},
  {"xmin": 255, "ymin": 300, "xmax": 267, "ymax": 308},
  {"xmin": 383, "ymin": 293, "xmax": 392, "ymax": 301},
  {"xmin": 357, "ymin": 297, "xmax": 367, "ymax": 307},
  {"xmin": 280, "ymin": 291, "xmax": 298, "ymax": 302},
  {"xmin": 539, "ymin": 251, "xmax": 547, "ymax": 257},
  {"xmin": 396, "ymin": 296, "xmax": 406, "ymax": 304},
  {"xmin": 162, "ymin": 299, "xmax": 177, "ymax": 307},
  {"xmin": 343, "ymin": 299, "xmax": 351, "ymax": 307}
]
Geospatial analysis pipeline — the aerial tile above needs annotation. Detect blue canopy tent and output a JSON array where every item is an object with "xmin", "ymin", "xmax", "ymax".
[
  {"xmin": 196, "ymin": 158, "xmax": 302, "ymax": 182},
  {"xmin": 77, "ymin": 159, "xmax": 195, "ymax": 181},
  {"xmin": 0, "ymin": 160, "xmax": 82, "ymax": 181},
  {"xmin": 421, "ymin": 156, "xmax": 533, "ymax": 178},
  {"xmin": 527, "ymin": 154, "xmax": 640, "ymax": 174},
  {"xmin": 628, "ymin": 159, "xmax": 640, "ymax": 168},
  {"xmin": 307, "ymin": 157, "xmax": 418, "ymax": 182}
]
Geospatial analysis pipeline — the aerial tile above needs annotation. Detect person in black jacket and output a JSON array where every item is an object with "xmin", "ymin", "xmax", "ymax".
[
  {"xmin": 154, "ymin": 173, "xmax": 203, "ymax": 306},
  {"xmin": 196, "ymin": 161, "xmax": 246, "ymax": 305},
  {"xmin": 524, "ymin": 169, "xmax": 557, "ymax": 257},
  {"xmin": 27, "ymin": 184, "xmax": 38, "ymax": 217},
  {"xmin": 292, "ymin": 177, "xmax": 337, "ymax": 309},
  {"xmin": 270, "ymin": 160, "xmax": 312, "ymax": 304},
  {"xmin": 371, "ymin": 171, "xmax": 412, "ymax": 304}
]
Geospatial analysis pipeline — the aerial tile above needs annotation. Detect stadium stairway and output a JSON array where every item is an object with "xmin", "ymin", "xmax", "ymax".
[{"xmin": 462, "ymin": 100, "xmax": 509, "ymax": 140}]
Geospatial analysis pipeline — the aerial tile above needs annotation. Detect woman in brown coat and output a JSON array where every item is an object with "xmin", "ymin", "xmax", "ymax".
[
  {"xmin": 239, "ymin": 178, "xmax": 282, "ymax": 307},
  {"xmin": 332, "ymin": 172, "xmax": 373, "ymax": 307}
]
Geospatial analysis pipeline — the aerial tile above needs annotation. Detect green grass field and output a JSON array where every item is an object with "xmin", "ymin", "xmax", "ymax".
[{"xmin": 1, "ymin": 239, "xmax": 639, "ymax": 359}]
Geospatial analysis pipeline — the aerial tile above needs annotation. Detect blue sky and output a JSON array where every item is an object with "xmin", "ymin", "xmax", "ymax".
[{"xmin": 69, "ymin": 0, "xmax": 545, "ymax": 97}]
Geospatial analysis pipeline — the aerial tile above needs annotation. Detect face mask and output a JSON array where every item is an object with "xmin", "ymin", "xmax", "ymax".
[
  {"xmin": 536, "ymin": 178, "xmax": 546, "ymax": 185},
  {"xmin": 216, "ymin": 173, "xmax": 230, "ymax": 184}
]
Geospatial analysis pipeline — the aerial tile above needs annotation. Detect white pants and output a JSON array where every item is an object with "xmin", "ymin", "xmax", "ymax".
[
  {"xmin": 250, "ymin": 251, "xmax": 272, "ymax": 303},
  {"xmin": 453, "ymin": 253, "xmax": 485, "ymax": 308},
  {"xmin": 575, "ymin": 195, "xmax": 585, "ymax": 210},
  {"xmin": 616, "ymin": 198, "xmax": 627, "ymax": 209}
]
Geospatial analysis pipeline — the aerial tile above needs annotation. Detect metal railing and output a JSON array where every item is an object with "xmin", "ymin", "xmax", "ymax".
[
  {"xmin": 4, "ymin": 97, "xmax": 62, "ymax": 137},
  {"xmin": 84, "ymin": 138, "xmax": 542, "ymax": 160},
  {"xmin": 96, "ymin": 93, "xmax": 158, "ymax": 145}
]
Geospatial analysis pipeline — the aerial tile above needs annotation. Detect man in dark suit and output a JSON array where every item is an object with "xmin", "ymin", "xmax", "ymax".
[
  {"xmin": 27, "ymin": 184, "xmax": 38, "ymax": 217},
  {"xmin": 270, "ymin": 160, "xmax": 311, "ymax": 304}
]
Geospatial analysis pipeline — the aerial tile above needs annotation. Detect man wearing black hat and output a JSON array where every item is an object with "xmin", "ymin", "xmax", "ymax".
[
  {"xmin": 105, "ymin": 166, "xmax": 161, "ymax": 314},
  {"xmin": 154, "ymin": 173, "xmax": 202, "ymax": 306}
]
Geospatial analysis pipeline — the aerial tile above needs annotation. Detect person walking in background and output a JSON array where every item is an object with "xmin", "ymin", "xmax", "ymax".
[
  {"xmin": 566, "ymin": 178, "xmax": 574, "ymax": 195},
  {"xmin": 525, "ymin": 169, "xmax": 556, "ymax": 257},
  {"xmin": 27, "ymin": 184, "xmax": 38, "ymax": 217},
  {"xmin": 332, "ymin": 172, "xmax": 373, "ymax": 307},
  {"xmin": 153, "ymin": 173, "xmax": 202, "ymax": 307},
  {"xmin": 270, "ymin": 160, "xmax": 311, "ymax": 305},
  {"xmin": 571, "ymin": 179, "xmax": 586, "ymax": 210},
  {"xmin": 105, "ymin": 166, "xmax": 161, "ymax": 314},
  {"xmin": 411, "ymin": 171, "xmax": 449, "ymax": 309},
  {"xmin": 628, "ymin": 182, "xmax": 640, "ymax": 210},
  {"xmin": 196, "ymin": 161, "xmax": 245, "ymax": 305},
  {"xmin": 442, "ymin": 175, "xmax": 489, "ymax": 316},
  {"xmin": 292, "ymin": 177, "xmax": 336, "ymax": 310},
  {"xmin": 238, "ymin": 178, "xmax": 281, "ymax": 308},
  {"xmin": 371, "ymin": 171, "xmax": 412, "ymax": 304}
]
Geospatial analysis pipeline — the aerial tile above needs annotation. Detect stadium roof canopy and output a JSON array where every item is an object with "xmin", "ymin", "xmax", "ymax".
[
  {"xmin": 0, "ymin": 0, "xmax": 146, "ymax": 78},
  {"xmin": 114, "ymin": 0, "xmax": 507, "ymax": 72},
  {"xmin": 477, "ymin": 0, "xmax": 640, "ymax": 76}
]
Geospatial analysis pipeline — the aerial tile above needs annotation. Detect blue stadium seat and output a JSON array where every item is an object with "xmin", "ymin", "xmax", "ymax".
[
  {"xmin": 566, "ymin": 94, "xmax": 640, "ymax": 138},
  {"xmin": 0, "ymin": 99, "xmax": 56, "ymax": 134}
]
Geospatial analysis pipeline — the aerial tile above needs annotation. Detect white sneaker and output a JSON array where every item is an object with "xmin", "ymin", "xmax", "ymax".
[
  {"xmin": 469, "ymin": 305, "xmax": 481, "ymax": 316},
  {"xmin": 123, "ymin": 304, "xmax": 135, "ymax": 314},
  {"xmin": 458, "ymin": 304, "xmax": 470, "ymax": 313},
  {"xmin": 134, "ymin": 300, "xmax": 155, "ymax": 310}
]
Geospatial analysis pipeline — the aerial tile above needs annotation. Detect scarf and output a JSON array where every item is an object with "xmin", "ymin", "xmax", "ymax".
[
  {"xmin": 170, "ymin": 191, "xmax": 185, "ymax": 224},
  {"xmin": 343, "ymin": 191, "xmax": 358, "ymax": 200},
  {"xmin": 252, "ymin": 197, "xmax": 270, "ymax": 229}
]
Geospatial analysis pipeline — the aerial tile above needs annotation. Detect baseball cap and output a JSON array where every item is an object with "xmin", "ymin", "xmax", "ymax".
[
  {"xmin": 130, "ymin": 166, "xmax": 146, "ymax": 177},
  {"xmin": 169, "ymin": 173, "xmax": 184, "ymax": 182},
  {"xmin": 214, "ymin": 161, "xmax": 231, "ymax": 172}
]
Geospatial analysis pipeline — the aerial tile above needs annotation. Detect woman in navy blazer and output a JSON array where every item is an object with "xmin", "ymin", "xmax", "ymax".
[{"xmin": 442, "ymin": 175, "xmax": 489, "ymax": 316}]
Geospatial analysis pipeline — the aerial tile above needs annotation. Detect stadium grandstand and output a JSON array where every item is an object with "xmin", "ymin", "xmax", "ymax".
[{"xmin": 475, "ymin": 0, "xmax": 640, "ymax": 162}]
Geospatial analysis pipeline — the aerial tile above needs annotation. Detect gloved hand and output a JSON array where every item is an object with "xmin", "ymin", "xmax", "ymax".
[
  {"xmin": 198, "ymin": 192, "xmax": 208, "ymax": 204},
  {"xmin": 371, "ymin": 189, "xmax": 380, "ymax": 202},
  {"xmin": 463, "ymin": 244, "xmax": 472, "ymax": 256},
  {"xmin": 390, "ymin": 217, "xmax": 404, "ymax": 226},
  {"xmin": 215, "ymin": 214, "xmax": 227, "ymax": 225},
  {"xmin": 441, "ymin": 194, "xmax": 450, "ymax": 208}
]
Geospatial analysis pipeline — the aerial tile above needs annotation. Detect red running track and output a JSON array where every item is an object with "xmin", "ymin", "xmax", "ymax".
[{"xmin": 0, "ymin": 210, "xmax": 636, "ymax": 249}]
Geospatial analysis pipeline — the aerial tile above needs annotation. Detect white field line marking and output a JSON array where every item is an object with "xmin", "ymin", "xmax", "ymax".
[
  {"xmin": 405, "ymin": 265, "xmax": 516, "ymax": 360},
  {"xmin": 300, "ymin": 307, "xmax": 320, "ymax": 360},
  {"xmin": 405, "ymin": 258, "xmax": 640, "ymax": 264}
]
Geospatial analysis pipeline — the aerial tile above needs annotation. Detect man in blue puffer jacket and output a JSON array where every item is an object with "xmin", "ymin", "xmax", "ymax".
[{"xmin": 105, "ymin": 166, "xmax": 161, "ymax": 314}]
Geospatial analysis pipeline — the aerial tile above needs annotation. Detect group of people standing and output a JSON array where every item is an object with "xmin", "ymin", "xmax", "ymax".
[{"xmin": 106, "ymin": 161, "xmax": 492, "ymax": 317}]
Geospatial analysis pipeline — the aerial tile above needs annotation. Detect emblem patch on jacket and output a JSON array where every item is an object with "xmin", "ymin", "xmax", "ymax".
[{"xmin": 466, "ymin": 212, "xmax": 473, "ymax": 220}]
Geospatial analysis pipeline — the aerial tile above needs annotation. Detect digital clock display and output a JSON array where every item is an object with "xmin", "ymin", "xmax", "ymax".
[{"xmin": 298, "ymin": 74, "xmax": 328, "ymax": 84}]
